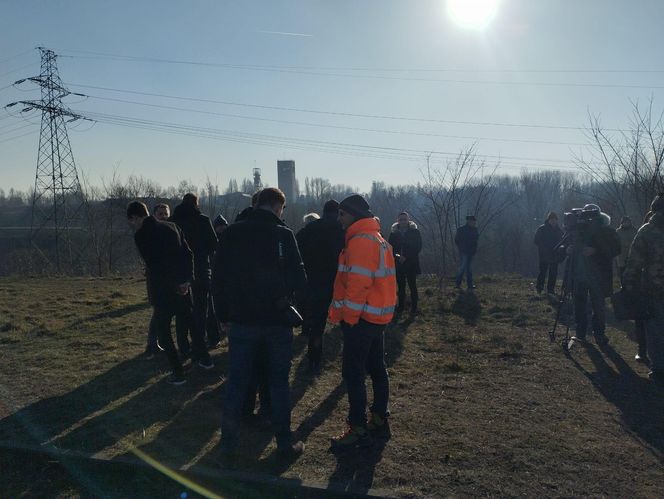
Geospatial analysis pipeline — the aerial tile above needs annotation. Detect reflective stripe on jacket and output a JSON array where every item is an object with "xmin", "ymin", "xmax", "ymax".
[{"xmin": 329, "ymin": 217, "xmax": 397, "ymax": 325}]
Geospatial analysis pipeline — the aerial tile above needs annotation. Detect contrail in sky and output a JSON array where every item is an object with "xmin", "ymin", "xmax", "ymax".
[{"xmin": 258, "ymin": 30, "xmax": 313, "ymax": 37}]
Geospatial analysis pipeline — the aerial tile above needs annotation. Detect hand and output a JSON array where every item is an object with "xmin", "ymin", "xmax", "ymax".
[
  {"xmin": 177, "ymin": 282, "xmax": 190, "ymax": 295},
  {"xmin": 582, "ymin": 247, "xmax": 596, "ymax": 257}
]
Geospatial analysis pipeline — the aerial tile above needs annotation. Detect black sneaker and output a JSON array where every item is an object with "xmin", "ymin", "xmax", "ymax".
[
  {"xmin": 167, "ymin": 372, "xmax": 186, "ymax": 385},
  {"xmin": 367, "ymin": 412, "xmax": 391, "ymax": 439},
  {"xmin": 330, "ymin": 425, "xmax": 371, "ymax": 451},
  {"xmin": 197, "ymin": 357, "xmax": 214, "ymax": 370}
]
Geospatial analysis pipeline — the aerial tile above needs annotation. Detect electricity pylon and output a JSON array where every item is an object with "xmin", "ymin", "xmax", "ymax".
[{"xmin": 7, "ymin": 47, "xmax": 89, "ymax": 272}]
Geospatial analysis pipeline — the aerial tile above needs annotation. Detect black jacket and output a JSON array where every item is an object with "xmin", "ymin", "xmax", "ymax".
[
  {"xmin": 570, "ymin": 213, "xmax": 621, "ymax": 297},
  {"xmin": 212, "ymin": 208, "xmax": 307, "ymax": 326},
  {"xmin": 170, "ymin": 203, "xmax": 218, "ymax": 281},
  {"xmin": 388, "ymin": 221, "xmax": 423, "ymax": 275},
  {"xmin": 295, "ymin": 212, "xmax": 345, "ymax": 288},
  {"xmin": 455, "ymin": 224, "xmax": 479, "ymax": 255},
  {"xmin": 134, "ymin": 216, "xmax": 193, "ymax": 307},
  {"xmin": 534, "ymin": 222, "xmax": 564, "ymax": 263}
]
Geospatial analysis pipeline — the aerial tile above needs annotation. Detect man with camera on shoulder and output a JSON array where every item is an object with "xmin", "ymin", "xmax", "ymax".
[
  {"xmin": 565, "ymin": 204, "xmax": 621, "ymax": 347},
  {"xmin": 212, "ymin": 187, "xmax": 306, "ymax": 462}
]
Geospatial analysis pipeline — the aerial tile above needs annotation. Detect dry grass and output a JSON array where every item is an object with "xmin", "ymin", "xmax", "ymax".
[{"xmin": 1, "ymin": 274, "xmax": 663, "ymax": 498}]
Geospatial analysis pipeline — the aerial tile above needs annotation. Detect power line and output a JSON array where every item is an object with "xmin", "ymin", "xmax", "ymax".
[
  {"xmin": 0, "ymin": 62, "xmax": 39, "ymax": 79},
  {"xmin": 0, "ymin": 49, "xmax": 35, "ymax": 65},
  {"xmin": 83, "ymin": 93, "xmax": 589, "ymax": 147},
  {"xmin": 68, "ymin": 83, "xmax": 615, "ymax": 132},
  {"xmin": 0, "ymin": 129, "xmax": 36, "ymax": 144},
  {"xmin": 79, "ymin": 109, "xmax": 579, "ymax": 170},
  {"xmin": 58, "ymin": 48, "xmax": 664, "ymax": 74}
]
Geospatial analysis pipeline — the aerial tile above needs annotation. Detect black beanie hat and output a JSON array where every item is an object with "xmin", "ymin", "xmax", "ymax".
[
  {"xmin": 339, "ymin": 194, "xmax": 373, "ymax": 219},
  {"xmin": 651, "ymin": 192, "xmax": 664, "ymax": 212},
  {"xmin": 323, "ymin": 199, "xmax": 340, "ymax": 214}
]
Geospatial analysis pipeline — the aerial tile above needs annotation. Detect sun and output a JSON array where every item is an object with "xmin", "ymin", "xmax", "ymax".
[{"xmin": 447, "ymin": 0, "xmax": 501, "ymax": 30}]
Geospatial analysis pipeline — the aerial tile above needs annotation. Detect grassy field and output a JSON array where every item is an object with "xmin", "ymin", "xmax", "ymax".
[{"xmin": 1, "ymin": 275, "xmax": 663, "ymax": 498}]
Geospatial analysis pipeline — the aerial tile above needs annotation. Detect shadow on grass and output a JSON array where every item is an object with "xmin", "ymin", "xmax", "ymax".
[
  {"xmin": 0, "ymin": 356, "xmax": 158, "ymax": 446},
  {"xmin": 328, "ymin": 439, "xmax": 389, "ymax": 495},
  {"xmin": 565, "ymin": 343, "xmax": 664, "ymax": 458},
  {"xmin": 67, "ymin": 302, "xmax": 152, "ymax": 327},
  {"xmin": 451, "ymin": 290, "xmax": 482, "ymax": 325}
]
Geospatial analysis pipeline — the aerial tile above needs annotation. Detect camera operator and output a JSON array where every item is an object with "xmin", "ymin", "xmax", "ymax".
[
  {"xmin": 623, "ymin": 193, "xmax": 664, "ymax": 384},
  {"xmin": 564, "ymin": 204, "xmax": 621, "ymax": 346}
]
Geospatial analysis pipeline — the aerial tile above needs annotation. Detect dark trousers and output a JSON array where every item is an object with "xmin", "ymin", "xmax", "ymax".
[
  {"xmin": 175, "ymin": 281, "xmax": 209, "ymax": 361},
  {"xmin": 397, "ymin": 271, "xmax": 418, "ymax": 311},
  {"xmin": 536, "ymin": 260, "xmax": 558, "ymax": 293},
  {"xmin": 342, "ymin": 320, "xmax": 390, "ymax": 427},
  {"xmin": 242, "ymin": 342, "xmax": 272, "ymax": 417},
  {"xmin": 455, "ymin": 253, "xmax": 474, "ymax": 288},
  {"xmin": 221, "ymin": 324, "xmax": 293, "ymax": 450},
  {"xmin": 153, "ymin": 298, "xmax": 189, "ymax": 376},
  {"xmin": 573, "ymin": 279, "xmax": 606, "ymax": 339},
  {"xmin": 303, "ymin": 285, "xmax": 333, "ymax": 368}
]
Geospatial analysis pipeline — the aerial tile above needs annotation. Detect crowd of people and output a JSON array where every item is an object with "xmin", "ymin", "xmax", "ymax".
[
  {"xmin": 531, "ymin": 195, "xmax": 664, "ymax": 383},
  {"xmin": 126, "ymin": 189, "xmax": 428, "ymax": 462},
  {"xmin": 126, "ymin": 186, "xmax": 664, "ymax": 464}
]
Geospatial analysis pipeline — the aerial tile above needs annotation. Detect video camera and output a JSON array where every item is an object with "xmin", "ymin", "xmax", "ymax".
[{"xmin": 563, "ymin": 207, "xmax": 600, "ymax": 232}]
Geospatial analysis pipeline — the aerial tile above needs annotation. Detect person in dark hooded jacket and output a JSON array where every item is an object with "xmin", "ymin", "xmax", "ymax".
[
  {"xmin": 624, "ymin": 194, "xmax": 664, "ymax": 383},
  {"xmin": 296, "ymin": 199, "xmax": 345, "ymax": 374},
  {"xmin": 388, "ymin": 211, "xmax": 422, "ymax": 314},
  {"xmin": 170, "ymin": 193, "xmax": 216, "ymax": 368},
  {"xmin": 534, "ymin": 212, "xmax": 564, "ymax": 294}
]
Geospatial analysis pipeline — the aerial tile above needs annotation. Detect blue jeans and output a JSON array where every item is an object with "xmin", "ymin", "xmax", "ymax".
[
  {"xmin": 646, "ymin": 300, "xmax": 664, "ymax": 373},
  {"xmin": 455, "ymin": 253, "xmax": 474, "ymax": 288},
  {"xmin": 221, "ymin": 324, "xmax": 293, "ymax": 450},
  {"xmin": 342, "ymin": 320, "xmax": 390, "ymax": 427}
]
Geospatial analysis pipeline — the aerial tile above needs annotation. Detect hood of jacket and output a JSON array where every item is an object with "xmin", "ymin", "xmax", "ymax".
[
  {"xmin": 246, "ymin": 206, "xmax": 287, "ymax": 226},
  {"xmin": 599, "ymin": 212, "xmax": 611, "ymax": 226},
  {"xmin": 346, "ymin": 217, "xmax": 381, "ymax": 242},
  {"xmin": 174, "ymin": 202, "xmax": 201, "ymax": 219},
  {"xmin": 390, "ymin": 221, "xmax": 418, "ymax": 233}
]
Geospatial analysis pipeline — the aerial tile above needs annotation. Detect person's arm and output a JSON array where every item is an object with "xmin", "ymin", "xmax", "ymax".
[
  {"xmin": 176, "ymin": 226, "xmax": 194, "ymax": 286},
  {"xmin": 412, "ymin": 228, "xmax": 423, "ymax": 255},
  {"xmin": 211, "ymin": 230, "xmax": 231, "ymax": 322},
  {"xmin": 203, "ymin": 216, "xmax": 218, "ymax": 257},
  {"xmin": 623, "ymin": 230, "xmax": 646, "ymax": 293},
  {"xmin": 284, "ymin": 229, "xmax": 308, "ymax": 305},
  {"xmin": 534, "ymin": 226, "xmax": 542, "ymax": 246}
]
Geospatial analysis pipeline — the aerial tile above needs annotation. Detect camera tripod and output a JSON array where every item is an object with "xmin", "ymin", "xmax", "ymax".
[{"xmin": 547, "ymin": 235, "xmax": 578, "ymax": 352}]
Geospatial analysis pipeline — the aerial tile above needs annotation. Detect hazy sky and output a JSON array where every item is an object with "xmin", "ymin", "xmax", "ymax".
[{"xmin": 1, "ymin": 0, "xmax": 663, "ymax": 193}]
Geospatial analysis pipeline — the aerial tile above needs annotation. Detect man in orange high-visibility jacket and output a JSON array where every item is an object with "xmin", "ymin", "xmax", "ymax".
[{"xmin": 329, "ymin": 194, "xmax": 397, "ymax": 450}]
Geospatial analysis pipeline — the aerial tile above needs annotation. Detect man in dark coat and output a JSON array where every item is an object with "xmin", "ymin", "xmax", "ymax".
[
  {"xmin": 128, "ymin": 201, "xmax": 193, "ymax": 385},
  {"xmin": 296, "ymin": 199, "xmax": 345, "ymax": 374},
  {"xmin": 212, "ymin": 187, "xmax": 306, "ymax": 462},
  {"xmin": 388, "ymin": 211, "xmax": 423, "ymax": 314},
  {"xmin": 454, "ymin": 215, "xmax": 479, "ymax": 290},
  {"xmin": 534, "ymin": 212, "xmax": 564, "ymax": 295},
  {"xmin": 170, "ymin": 193, "xmax": 216, "ymax": 369},
  {"xmin": 568, "ymin": 204, "xmax": 621, "ymax": 346}
]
